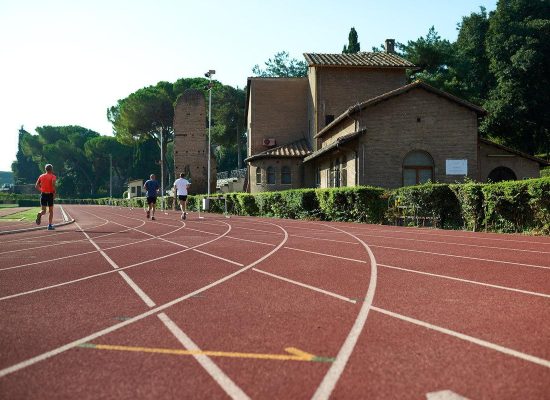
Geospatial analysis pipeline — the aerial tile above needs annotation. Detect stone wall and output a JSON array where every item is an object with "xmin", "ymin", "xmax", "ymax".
[{"xmin": 173, "ymin": 89, "xmax": 216, "ymax": 195}]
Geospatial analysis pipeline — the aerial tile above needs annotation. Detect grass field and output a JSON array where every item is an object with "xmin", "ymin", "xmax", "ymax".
[
  {"xmin": 0, "ymin": 207, "xmax": 41, "ymax": 222},
  {"xmin": 0, "ymin": 204, "xmax": 18, "ymax": 208}
]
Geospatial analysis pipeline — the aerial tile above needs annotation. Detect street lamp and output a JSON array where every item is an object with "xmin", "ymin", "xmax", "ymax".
[
  {"xmin": 205, "ymin": 69, "xmax": 215, "ymax": 201},
  {"xmin": 109, "ymin": 154, "xmax": 112, "ymax": 205},
  {"xmin": 158, "ymin": 126, "xmax": 164, "ymax": 211}
]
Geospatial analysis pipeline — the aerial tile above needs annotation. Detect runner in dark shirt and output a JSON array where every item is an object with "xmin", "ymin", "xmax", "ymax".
[{"xmin": 143, "ymin": 174, "xmax": 160, "ymax": 220}]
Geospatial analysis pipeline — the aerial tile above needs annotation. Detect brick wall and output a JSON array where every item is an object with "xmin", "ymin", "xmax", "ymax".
[
  {"xmin": 358, "ymin": 88, "xmax": 479, "ymax": 188},
  {"xmin": 173, "ymin": 89, "xmax": 216, "ymax": 195},
  {"xmin": 248, "ymin": 78, "xmax": 309, "ymax": 158},
  {"xmin": 478, "ymin": 141, "xmax": 541, "ymax": 181},
  {"xmin": 313, "ymin": 67, "xmax": 407, "ymax": 134},
  {"xmin": 249, "ymin": 158, "xmax": 304, "ymax": 194}
]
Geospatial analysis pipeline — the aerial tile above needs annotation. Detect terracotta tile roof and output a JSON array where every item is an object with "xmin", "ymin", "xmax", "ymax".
[
  {"xmin": 304, "ymin": 130, "xmax": 366, "ymax": 163},
  {"xmin": 245, "ymin": 138, "xmax": 312, "ymax": 162},
  {"xmin": 303, "ymin": 52, "xmax": 415, "ymax": 68}
]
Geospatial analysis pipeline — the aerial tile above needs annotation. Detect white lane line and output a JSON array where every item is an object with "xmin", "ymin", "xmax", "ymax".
[
  {"xmin": 252, "ymin": 268, "xmax": 357, "ymax": 304},
  {"xmin": 75, "ymin": 221, "xmax": 156, "ymax": 307},
  {"xmin": 312, "ymin": 224, "xmax": 377, "ymax": 400},
  {"xmin": 59, "ymin": 206, "xmax": 70, "ymax": 222},
  {"xmin": 291, "ymin": 233, "xmax": 358, "ymax": 245},
  {"xmin": 158, "ymin": 313, "xmax": 250, "ymax": 400},
  {"xmin": 285, "ymin": 246, "xmax": 367, "ymax": 263},
  {"xmin": 0, "ymin": 221, "xmax": 234, "ymax": 302},
  {"xmin": 379, "ymin": 263, "xmax": 550, "ymax": 299},
  {"xmin": 227, "ymin": 235, "xmax": 276, "ymax": 246},
  {"xmin": 356, "ymin": 231, "xmax": 550, "ymax": 255},
  {"xmin": 343, "ymin": 225, "xmax": 550, "ymax": 246},
  {"xmin": 0, "ymin": 222, "xmax": 288, "ymax": 379},
  {"xmin": 370, "ymin": 244, "xmax": 550, "ymax": 270},
  {"xmin": 254, "ymin": 266, "xmax": 550, "ymax": 370},
  {"xmin": 371, "ymin": 306, "xmax": 550, "ymax": 369},
  {"xmin": 426, "ymin": 390, "xmax": 469, "ymax": 400}
]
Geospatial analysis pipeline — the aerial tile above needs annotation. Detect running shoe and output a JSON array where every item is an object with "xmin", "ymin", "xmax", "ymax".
[
  {"xmin": 36, "ymin": 212, "xmax": 42, "ymax": 225},
  {"xmin": 151, "ymin": 216, "xmax": 156, "ymax": 221},
  {"xmin": 146, "ymin": 210, "xmax": 150, "ymax": 219},
  {"xmin": 183, "ymin": 212, "xmax": 187, "ymax": 220},
  {"xmin": 181, "ymin": 213, "xmax": 185, "ymax": 220},
  {"xmin": 47, "ymin": 224, "xmax": 55, "ymax": 230}
]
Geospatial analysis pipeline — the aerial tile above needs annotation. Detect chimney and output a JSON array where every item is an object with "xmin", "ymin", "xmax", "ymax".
[{"xmin": 385, "ymin": 39, "xmax": 395, "ymax": 54}]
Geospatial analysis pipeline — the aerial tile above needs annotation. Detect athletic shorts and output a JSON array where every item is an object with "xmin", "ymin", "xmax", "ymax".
[
  {"xmin": 40, "ymin": 193, "xmax": 54, "ymax": 207},
  {"xmin": 178, "ymin": 195, "xmax": 188, "ymax": 201},
  {"xmin": 146, "ymin": 196, "xmax": 157, "ymax": 205}
]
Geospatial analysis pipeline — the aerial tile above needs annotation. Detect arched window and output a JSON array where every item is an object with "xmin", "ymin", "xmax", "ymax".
[
  {"xmin": 488, "ymin": 166, "xmax": 516, "ymax": 182},
  {"xmin": 281, "ymin": 166, "xmax": 291, "ymax": 184},
  {"xmin": 403, "ymin": 150, "xmax": 434, "ymax": 186},
  {"xmin": 266, "ymin": 166, "xmax": 275, "ymax": 184},
  {"xmin": 255, "ymin": 167, "xmax": 262, "ymax": 184}
]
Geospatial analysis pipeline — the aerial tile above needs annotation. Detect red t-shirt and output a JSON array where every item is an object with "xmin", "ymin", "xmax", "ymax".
[{"xmin": 37, "ymin": 173, "xmax": 56, "ymax": 193}]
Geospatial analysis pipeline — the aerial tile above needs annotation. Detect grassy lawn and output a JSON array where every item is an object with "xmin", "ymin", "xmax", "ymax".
[
  {"xmin": 0, "ymin": 207, "xmax": 42, "ymax": 222},
  {"xmin": 0, "ymin": 204, "xmax": 18, "ymax": 208}
]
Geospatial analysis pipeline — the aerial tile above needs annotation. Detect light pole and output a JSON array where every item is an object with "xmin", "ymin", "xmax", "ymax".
[
  {"xmin": 109, "ymin": 154, "xmax": 112, "ymax": 205},
  {"xmin": 158, "ymin": 126, "xmax": 164, "ymax": 211},
  {"xmin": 205, "ymin": 69, "xmax": 215, "ymax": 200}
]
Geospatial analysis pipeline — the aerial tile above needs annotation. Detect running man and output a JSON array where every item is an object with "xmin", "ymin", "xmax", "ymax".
[
  {"xmin": 173, "ymin": 172, "xmax": 190, "ymax": 220},
  {"xmin": 35, "ymin": 164, "xmax": 57, "ymax": 230},
  {"xmin": 143, "ymin": 174, "xmax": 160, "ymax": 220}
]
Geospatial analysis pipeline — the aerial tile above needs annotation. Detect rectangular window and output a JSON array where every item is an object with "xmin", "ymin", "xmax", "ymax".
[{"xmin": 256, "ymin": 167, "xmax": 262, "ymax": 184}]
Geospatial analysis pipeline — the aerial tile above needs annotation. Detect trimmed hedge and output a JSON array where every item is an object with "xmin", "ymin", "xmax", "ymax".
[
  {"xmin": 390, "ymin": 177, "xmax": 550, "ymax": 234},
  {"xmin": 10, "ymin": 177, "xmax": 547, "ymax": 235}
]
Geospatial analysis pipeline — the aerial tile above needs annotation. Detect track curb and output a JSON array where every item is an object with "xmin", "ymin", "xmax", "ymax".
[{"xmin": 0, "ymin": 206, "xmax": 74, "ymax": 236}]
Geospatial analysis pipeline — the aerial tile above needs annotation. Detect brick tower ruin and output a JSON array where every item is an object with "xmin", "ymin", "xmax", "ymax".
[{"xmin": 173, "ymin": 89, "xmax": 216, "ymax": 195}]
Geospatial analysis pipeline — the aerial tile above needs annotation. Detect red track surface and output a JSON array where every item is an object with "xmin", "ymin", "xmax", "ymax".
[{"xmin": 0, "ymin": 205, "xmax": 549, "ymax": 399}]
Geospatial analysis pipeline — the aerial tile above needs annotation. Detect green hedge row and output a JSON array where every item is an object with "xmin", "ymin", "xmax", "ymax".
[
  {"xmin": 390, "ymin": 177, "xmax": 550, "ymax": 234},
  {"xmin": 11, "ymin": 177, "xmax": 548, "ymax": 234}
]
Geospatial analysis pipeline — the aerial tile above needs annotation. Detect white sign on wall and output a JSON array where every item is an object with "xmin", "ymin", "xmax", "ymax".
[{"xmin": 446, "ymin": 159, "xmax": 468, "ymax": 175}]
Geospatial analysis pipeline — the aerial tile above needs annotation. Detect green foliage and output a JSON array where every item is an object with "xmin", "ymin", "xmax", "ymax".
[
  {"xmin": 481, "ymin": 0, "xmax": 550, "ymax": 155},
  {"xmin": 390, "ymin": 183, "xmax": 462, "ymax": 229},
  {"xmin": 397, "ymin": 26, "xmax": 455, "ymax": 89},
  {"xmin": 0, "ymin": 171, "xmax": 13, "ymax": 186},
  {"xmin": 252, "ymin": 51, "xmax": 308, "ymax": 78},
  {"xmin": 342, "ymin": 27, "xmax": 361, "ymax": 54}
]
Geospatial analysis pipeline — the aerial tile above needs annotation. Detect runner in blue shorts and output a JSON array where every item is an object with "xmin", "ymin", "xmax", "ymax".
[{"xmin": 143, "ymin": 174, "xmax": 160, "ymax": 220}]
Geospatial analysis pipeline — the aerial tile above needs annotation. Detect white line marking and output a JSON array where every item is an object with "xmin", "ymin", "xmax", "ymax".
[
  {"xmin": 75, "ymin": 221, "xmax": 156, "ymax": 307},
  {"xmin": 158, "ymin": 313, "xmax": 249, "ymax": 400},
  {"xmin": 284, "ymin": 246, "xmax": 367, "ymax": 263},
  {"xmin": 426, "ymin": 390, "xmax": 470, "ymax": 400},
  {"xmin": 59, "ymin": 206, "xmax": 71, "ymax": 222},
  {"xmin": 0, "ymin": 222, "xmax": 288, "ymax": 378},
  {"xmin": 252, "ymin": 268, "xmax": 357, "ymax": 304},
  {"xmin": 380, "ymin": 263, "xmax": 550, "ymax": 299},
  {"xmin": 371, "ymin": 306, "xmax": 550, "ymax": 369},
  {"xmin": 312, "ymin": 225, "xmax": 377, "ymax": 400},
  {"xmin": 370, "ymin": 244, "xmax": 550, "ymax": 270},
  {"xmin": 356, "ymin": 231, "xmax": 550, "ymax": 254},
  {"xmin": 252, "ymin": 265, "xmax": 550, "ymax": 371}
]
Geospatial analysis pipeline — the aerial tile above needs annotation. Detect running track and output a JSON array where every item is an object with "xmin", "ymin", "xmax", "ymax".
[{"xmin": 0, "ymin": 205, "xmax": 549, "ymax": 399}]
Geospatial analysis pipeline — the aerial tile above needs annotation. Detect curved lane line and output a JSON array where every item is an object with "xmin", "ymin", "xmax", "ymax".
[
  {"xmin": 0, "ymin": 222, "xmax": 288, "ymax": 379},
  {"xmin": 312, "ymin": 223, "xmax": 378, "ymax": 400}
]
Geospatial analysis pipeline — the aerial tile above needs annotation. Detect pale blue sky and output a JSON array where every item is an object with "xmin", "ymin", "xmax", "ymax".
[{"xmin": 0, "ymin": 0, "xmax": 497, "ymax": 171}]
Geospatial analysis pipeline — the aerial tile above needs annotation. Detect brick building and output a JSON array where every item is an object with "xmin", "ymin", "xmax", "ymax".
[{"xmin": 245, "ymin": 41, "xmax": 548, "ymax": 193}]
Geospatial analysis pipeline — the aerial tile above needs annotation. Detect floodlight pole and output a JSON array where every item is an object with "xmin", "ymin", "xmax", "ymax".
[
  {"xmin": 159, "ymin": 126, "xmax": 164, "ymax": 211},
  {"xmin": 207, "ymin": 71, "xmax": 215, "ymax": 199},
  {"xmin": 109, "ymin": 154, "xmax": 112, "ymax": 205}
]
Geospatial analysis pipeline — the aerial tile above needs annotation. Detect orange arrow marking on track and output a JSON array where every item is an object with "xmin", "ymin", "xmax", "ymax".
[{"xmin": 79, "ymin": 343, "xmax": 334, "ymax": 362}]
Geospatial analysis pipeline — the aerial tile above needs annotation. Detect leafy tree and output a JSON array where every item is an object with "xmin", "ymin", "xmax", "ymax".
[
  {"xmin": 252, "ymin": 51, "xmax": 308, "ymax": 77},
  {"xmin": 481, "ymin": 0, "xmax": 550, "ymax": 155},
  {"xmin": 19, "ymin": 126, "xmax": 100, "ymax": 196},
  {"xmin": 107, "ymin": 83, "xmax": 174, "ymax": 183},
  {"xmin": 343, "ymin": 27, "xmax": 361, "ymax": 53},
  {"xmin": 451, "ymin": 7, "xmax": 493, "ymax": 105},
  {"xmin": 397, "ymin": 26, "xmax": 455, "ymax": 90},
  {"xmin": 12, "ymin": 126, "xmax": 40, "ymax": 184}
]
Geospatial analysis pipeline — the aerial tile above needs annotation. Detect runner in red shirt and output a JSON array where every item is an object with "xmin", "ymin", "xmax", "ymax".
[{"xmin": 35, "ymin": 164, "xmax": 57, "ymax": 230}]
